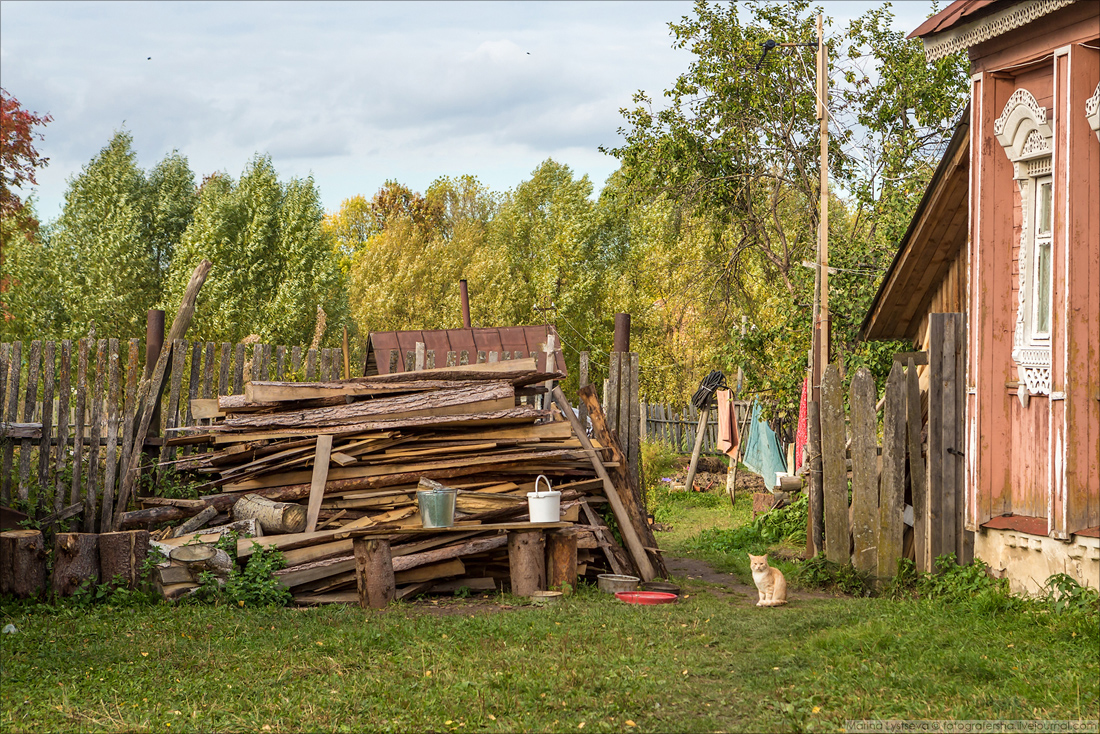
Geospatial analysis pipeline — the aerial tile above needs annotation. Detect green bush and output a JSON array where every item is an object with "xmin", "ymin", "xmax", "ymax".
[
  {"xmin": 640, "ymin": 440, "xmax": 678, "ymax": 496},
  {"xmin": 225, "ymin": 543, "xmax": 292, "ymax": 608},
  {"xmin": 752, "ymin": 492, "xmax": 807, "ymax": 545}
]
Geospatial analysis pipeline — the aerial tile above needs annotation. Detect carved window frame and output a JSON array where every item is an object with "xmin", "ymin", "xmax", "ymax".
[
  {"xmin": 1087, "ymin": 82, "xmax": 1100, "ymax": 143},
  {"xmin": 994, "ymin": 88, "xmax": 1054, "ymax": 399}
]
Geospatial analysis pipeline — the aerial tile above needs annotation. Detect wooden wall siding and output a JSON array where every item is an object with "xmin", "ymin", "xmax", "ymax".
[
  {"xmin": 914, "ymin": 246, "xmax": 969, "ymax": 352},
  {"xmin": 1009, "ymin": 398, "xmax": 1049, "ymax": 519},
  {"xmin": 0, "ymin": 337, "xmax": 341, "ymax": 527},
  {"xmin": 968, "ymin": 0, "xmax": 1100, "ymax": 75},
  {"xmin": 1058, "ymin": 42, "xmax": 1099, "ymax": 536}
]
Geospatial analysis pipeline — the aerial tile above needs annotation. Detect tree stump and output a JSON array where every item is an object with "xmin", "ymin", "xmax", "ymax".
[
  {"xmin": 232, "ymin": 494, "xmax": 306, "ymax": 534},
  {"xmin": 546, "ymin": 530, "xmax": 578, "ymax": 594},
  {"xmin": 99, "ymin": 530, "xmax": 151, "ymax": 589},
  {"xmin": 507, "ymin": 530, "xmax": 546, "ymax": 597},
  {"xmin": 353, "ymin": 537, "xmax": 395, "ymax": 609},
  {"xmin": 51, "ymin": 533, "xmax": 100, "ymax": 596},
  {"xmin": 0, "ymin": 529, "xmax": 48, "ymax": 598}
]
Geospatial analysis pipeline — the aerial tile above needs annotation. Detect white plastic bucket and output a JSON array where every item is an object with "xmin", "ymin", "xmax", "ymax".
[{"xmin": 528, "ymin": 475, "xmax": 561, "ymax": 523}]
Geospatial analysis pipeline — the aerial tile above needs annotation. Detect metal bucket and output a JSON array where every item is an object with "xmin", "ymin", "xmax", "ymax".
[{"xmin": 417, "ymin": 487, "xmax": 457, "ymax": 528}]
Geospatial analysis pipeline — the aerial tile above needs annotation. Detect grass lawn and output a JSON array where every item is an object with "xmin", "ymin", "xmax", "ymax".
[{"xmin": 2, "ymin": 485, "xmax": 1097, "ymax": 733}]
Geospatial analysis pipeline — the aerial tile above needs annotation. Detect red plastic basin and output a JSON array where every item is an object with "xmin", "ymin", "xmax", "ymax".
[{"xmin": 614, "ymin": 591, "xmax": 678, "ymax": 605}]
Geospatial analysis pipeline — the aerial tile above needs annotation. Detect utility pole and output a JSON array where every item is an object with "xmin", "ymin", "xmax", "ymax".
[{"xmin": 816, "ymin": 11, "xmax": 830, "ymax": 395}]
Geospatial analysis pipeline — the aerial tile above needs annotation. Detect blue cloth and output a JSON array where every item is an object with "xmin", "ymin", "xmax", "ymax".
[{"xmin": 739, "ymin": 402, "xmax": 787, "ymax": 490}]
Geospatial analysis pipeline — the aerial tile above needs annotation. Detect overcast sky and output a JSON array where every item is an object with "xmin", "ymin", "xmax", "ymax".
[{"xmin": 1, "ymin": 1, "xmax": 933, "ymax": 222}]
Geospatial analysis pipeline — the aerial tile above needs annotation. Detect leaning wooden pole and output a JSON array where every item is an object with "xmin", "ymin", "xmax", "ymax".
[
  {"xmin": 552, "ymin": 387, "xmax": 656, "ymax": 581},
  {"xmin": 683, "ymin": 406, "xmax": 711, "ymax": 491},
  {"xmin": 112, "ymin": 260, "xmax": 212, "ymax": 530}
]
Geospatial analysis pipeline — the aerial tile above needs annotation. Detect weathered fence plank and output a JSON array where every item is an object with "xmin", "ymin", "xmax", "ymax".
[
  {"xmin": 850, "ymin": 367, "xmax": 878, "ymax": 574},
  {"xmin": 629, "ymin": 353, "xmax": 640, "ymax": 485},
  {"xmin": 927, "ymin": 315, "xmax": 944, "ymax": 563},
  {"xmin": 607, "ymin": 352, "xmax": 620, "ymax": 439},
  {"xmin": 70, "ymin": 338, "xmax": 88, "ymax": 509},
  {"xmin": 941, "ymin": 322, "xmax": 957, "ymax": 561},
  {"xmin": 233, "ymin": 343, "xmax": 245, "ymax": 395},
  {"xmin": 877, "ymin": 362, "xmax": 906, "ymax": 579},
  {"xmin": 1, "ymin": 341, "xmax": 21, "ymax": 504},
  {"xmin": 275, "ymin": 345, "xmax": 287, "ymax": 381},
  {"xmin": 218, "ymin": 342, "xmax": 231, "ymax": 397},
  {"xmin": 808, "ymin": 399, "xmax": 824, "ymax": 556},
  {"xmin": 306, "ymin": 349, "xmax": 318, "ymax": 380},
  {"xmin": 18, "ymin": 340, "xmax": 42, "ymax": 503},
  {"xmin": 54, "ymin": 340, "xmax": 72, "ymax": 515},
  {"xmin": 160, "ymin": 340, "xmax": 187, "ymax": 465},
  {"xmin": 84, "ymin": 339, "xmax": 106, "ymax": 532},
  {"xmin": 906, "ymin": 357, "xmax": 928, "ymax": 572},
  {"xmin": 39, "ymin": 341, "xmax": 56, "ymax": 512},
  {"xmin": 820, "ymin": 364, "xmax": 848, "ymax": 564},
  {"xmin": 118, "ymin": 340, "xmax": 139, "ymax": 515},
  {"xmin": 101, "ymin": 339, "xmax": 121, "ymax": 525}
]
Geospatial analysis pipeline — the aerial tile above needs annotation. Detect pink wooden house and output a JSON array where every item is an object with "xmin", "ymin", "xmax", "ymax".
[{"xmin": 872, "ymin": 0, "xmax": 1098, "ymax": 592}]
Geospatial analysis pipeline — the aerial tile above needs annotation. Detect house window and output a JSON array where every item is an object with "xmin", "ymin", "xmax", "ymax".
[
  {"xmin": 993, "ymin": 87, "xmax": 1054, "ymax": 397},
  {"xmin": 1032, "ymin": 178, "xmax": 1052, "ymax": 338}
]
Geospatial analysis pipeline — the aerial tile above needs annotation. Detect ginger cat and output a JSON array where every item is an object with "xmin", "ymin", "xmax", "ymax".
[{"xmin": 748, "ymin": 553, "xmax": 788, "ymax": 607}]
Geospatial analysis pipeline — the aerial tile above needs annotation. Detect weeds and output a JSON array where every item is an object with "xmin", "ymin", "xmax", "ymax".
[{"xmin": 224, "ymin": 543, "xmax": 291, "ymax": 608}]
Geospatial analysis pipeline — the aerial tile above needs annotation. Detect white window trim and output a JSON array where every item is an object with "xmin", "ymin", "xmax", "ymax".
[
  {"xmin": 993, "ymin": 88, "xmax": 1054, "ymax": 400},
  {"xmin": 1086, "ymin": 82, "xmax": 1100, "ymax": 142}
]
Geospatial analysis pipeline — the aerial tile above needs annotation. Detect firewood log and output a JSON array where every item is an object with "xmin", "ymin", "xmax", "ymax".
[
  {"xmin": 98, "ymin": 530, "xmax": 151, "ymax": 589},
  {"xmin": 232, "ymin": 493, "xmax": 306, "ymax": 534}
]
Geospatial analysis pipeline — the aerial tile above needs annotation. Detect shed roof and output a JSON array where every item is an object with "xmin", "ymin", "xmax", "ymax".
[
  {"xmin": 860, "ymin": 107, "xmax": 970, "ymax": 342},
  {"xmin": 363, "ymin": 325, "xmax": 567, "ymax": 377}
]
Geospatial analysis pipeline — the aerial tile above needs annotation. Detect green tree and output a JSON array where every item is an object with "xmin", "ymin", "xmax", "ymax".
[
  {"xmin": 167, "ymin": 156, "xmax": 346, "ymax": 346},
  {"xmin": 603, "ymin": 0, "xmax": 968, "ymax": 419}
]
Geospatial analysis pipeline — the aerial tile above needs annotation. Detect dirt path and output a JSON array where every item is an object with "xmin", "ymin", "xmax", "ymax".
[{"xmin": 664, "ymin": 555, "xmax": 835, "ymax": 606}]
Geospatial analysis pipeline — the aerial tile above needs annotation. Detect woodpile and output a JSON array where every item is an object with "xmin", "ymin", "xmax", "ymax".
[{"xmin": 117, "ymin": 358, "xmax": 667, "ymax": 605}]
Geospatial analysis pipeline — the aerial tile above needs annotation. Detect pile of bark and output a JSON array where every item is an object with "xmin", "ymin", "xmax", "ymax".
[{"xmin": 111, "ymin": 358, "xmax": 666, "ymax": 604}]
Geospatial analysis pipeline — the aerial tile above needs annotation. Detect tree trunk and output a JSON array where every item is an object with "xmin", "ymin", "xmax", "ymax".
[
  {"xmin": 52, "ymin": 533, "xmax": 100, "ymax": 596},
  {"xmin": 546, "ymin": 530, "xmax": 578, "ymax": 594},
  {"xmin": 353, "ymin": 537, "xmax": 395, "ymax": 609},
  {"xmin": 0, "ymin": 529, "xmax": 47, "ymax": 598},
  {"xmin": 232, "ymin": 494, "xmax": 307, "ymax": 534},
  {"xmin": 98, "ymin": 530, "xmax": 151, "ymax": 589},
  {"xmin": 508, "ymin": 530, "xmax": 546, "ymax": 597}
]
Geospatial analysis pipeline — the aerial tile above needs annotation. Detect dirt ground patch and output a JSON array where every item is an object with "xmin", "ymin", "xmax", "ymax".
[{"xmin": 665, "ymin": 555, "xmax": 835, "ymax": 606}]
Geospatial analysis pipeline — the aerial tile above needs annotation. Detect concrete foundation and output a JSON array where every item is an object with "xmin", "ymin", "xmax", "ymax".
[{"xmin": 974, "ymin": 527, "xmax": 1100, "ymax": 596}]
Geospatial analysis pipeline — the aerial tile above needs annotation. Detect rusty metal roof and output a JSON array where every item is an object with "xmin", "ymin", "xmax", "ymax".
[
  {"xmin": 363, "ymin": 325, "xmax": 567, "ymax": 377},
  {"xmin": 908, "ymin": 0, "xmax": 1003, "ymax": 39}
]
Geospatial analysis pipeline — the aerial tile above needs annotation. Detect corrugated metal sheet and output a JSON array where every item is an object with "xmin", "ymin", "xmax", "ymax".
[{"xmin": 363, "ymin": 325, "xmax": 567, "ymax": 377}]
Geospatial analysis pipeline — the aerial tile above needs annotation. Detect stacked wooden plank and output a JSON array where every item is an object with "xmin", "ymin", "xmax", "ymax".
[{"xmin": 120, "ymin": 358, "xmax": 664, "ymax": 603}]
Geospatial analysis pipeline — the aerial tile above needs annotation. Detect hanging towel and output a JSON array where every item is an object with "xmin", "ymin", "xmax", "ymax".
[
  {"xmin": 716, "ymin": 389, "xmax": 739, "ymax": 458},
  {"xmin": 741, "ymin": 402, "xmax": 788, "ymax": 491},
  {"xmin": 794, "ymin": 376, "xmax": 809, "ymax": 472}
]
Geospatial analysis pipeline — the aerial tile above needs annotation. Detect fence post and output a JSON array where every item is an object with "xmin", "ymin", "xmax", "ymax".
[
  {"xmin": 906, "ymin": 357, "xmax": 927, "ymax": 572},
  {"xmin": 820, "ymin": 364, "xmax": 848, "ymax": 564},
  {"xmin": 807, "ymin": 400, "xmax": 824, "ymax": 556}
]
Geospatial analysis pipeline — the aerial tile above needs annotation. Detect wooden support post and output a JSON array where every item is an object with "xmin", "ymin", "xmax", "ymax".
[
  {"xmin": 807, "ymin": 400, "xmax": 824, "ymax": 557},
  {"xmin": 546, "ymin": 530, "xmax": 578, "ymax": 594},
  {"xmin": 0, "ymin": 529, "xmax": 47, "ymax": 598},
  {"xmin": 414, "ymin": 342, "xmax": 426, "ymax": 371},
  {"xmin": 578, "ymin": 351, "xmax": 590, "ymax": 430},
  {"xmin": 342, "ymin": 325, "xmax": 351, "ymax": 380},
  {"xmin": 683, "ymin": 407, "xmax": 710, "ymax": 492},
  {"xmin": 508, "ymin": 529, "xmax": 546, "ymax": 597},
  {"xmin": 820, "ymin": 364, "xmax": 848, "ymax": 564},
  {"xmin": 305, "ymin": 434, "xmax": 334, "ymax": 533},
  {"xmin": 850, "ymin": 367, "xmax": 878, "ymax": 574},
  {"xmin": 353, "ymin": 537, "xmax": 395, "ymax": 609},
  {"xmin": 52, "ymin": 532, "xmax": 100, "ymax": 596},
  {"xmin": 878, "ymin": 362, "xmax": 906, "ymax": 579}
]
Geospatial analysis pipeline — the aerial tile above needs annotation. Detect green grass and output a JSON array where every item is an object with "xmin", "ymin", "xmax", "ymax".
[
  {"xmin": 2, "ymin": 584, "xmax": 1096, "ymax": 733},
  {"xmin": 2, "ymin": 478, "xmax": 1097, "ymax": 733}
]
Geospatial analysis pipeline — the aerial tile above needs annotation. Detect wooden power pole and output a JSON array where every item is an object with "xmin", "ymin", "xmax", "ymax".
[{"xmin": 816, "ymin": 12, "xmax": 830, "ymax": 387}]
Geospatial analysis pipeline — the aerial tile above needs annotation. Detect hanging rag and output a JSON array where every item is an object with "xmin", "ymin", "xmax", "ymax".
[
  {"xmin": 794, "ymin": 376, "xmax": 809, "ymax": 472},
  {"xmin": 716, "ymin": 389, "xmax": 740, "ymax": 458},
  {"xmin": 740, "ymin": 402, "xmax": 788, "ymax": 491}
]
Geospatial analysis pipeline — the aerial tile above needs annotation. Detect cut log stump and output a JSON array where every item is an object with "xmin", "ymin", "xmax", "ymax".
[
  {"xmin": 0, "ymin": 529, "xmax": 47, "ymax": 598},
  {"xmin": 99, "ymin": 530, "xmax": 151, "ymax": 589},
  {"xmin": 52, "ymin": 532, "xmax": 100, "ymax": 596},
  {"xmin": 353, "ymin": 537, "xmax": 395, "ymax": 609},
  {"xmin": 546, "ymin": 529, "xmax": 577, "ymax": 594},
  {"xmin": 508, "ymin": 530, "xmax": 546, "ymax": 597}
]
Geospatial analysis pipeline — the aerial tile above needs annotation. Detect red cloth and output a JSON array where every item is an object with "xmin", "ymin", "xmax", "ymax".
[
  {"xmin": 716, "ymin": 389, "xmax": 739, "ymax": 458},
  {"xmin": 795, "ymin": 376, "xmax": 808, "ymax": 472}
]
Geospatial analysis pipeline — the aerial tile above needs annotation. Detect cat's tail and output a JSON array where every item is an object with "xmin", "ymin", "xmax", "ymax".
[{"xmin": 759, "ymin": 599, "xmax": 788, "ymax": 607}]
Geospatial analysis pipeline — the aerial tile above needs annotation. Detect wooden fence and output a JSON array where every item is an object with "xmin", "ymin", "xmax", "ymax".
[
  {"xmin": 812, "ymin": 312, "xmax": 972, "ymax": 578},
  {"xmin": 641, "ymin": 401, "xmax": 751, "ymax": 455},
  {"xmin": 0, "ymin": 337, "xmax": 348, "ymax": 532}
]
